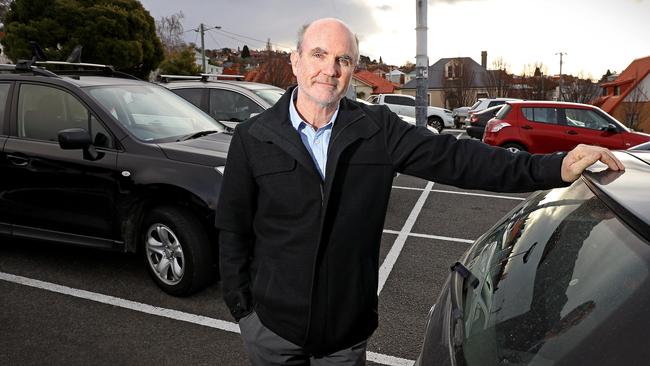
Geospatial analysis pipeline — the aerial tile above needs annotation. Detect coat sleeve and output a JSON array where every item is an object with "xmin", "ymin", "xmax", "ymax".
[
  {"xmin": 381, "ymin": 108, "xmax": 568, "ymax": 193},
  {"xmin": 215, "ymin": 128, "xmax": 256, "ymax": 320}
]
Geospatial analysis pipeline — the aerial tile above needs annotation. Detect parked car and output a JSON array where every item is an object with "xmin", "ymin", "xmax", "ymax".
[
  {"xmin": 160, "ymin": 75, "xmax": 285, "ymax": 128},
  {"xmin": 366, "ymin": 93, "xmax": 454, "ymax": 132},
  {"xmin": 465, "ymin": 104, "xmax": 504, "ymax": 140},
  {"xmin": 631, "ymin": 141, "xmax": 650, "ymax": 150},
  {"xmin": 453, "ymin": 98, "xmax": 521, "ymax": 127},
  {"xmin": 0, "ymin": 61, "xmax": 233, "ymax": 296},
  {"xmin": 417, "ymin": 149, "xmax": 650, "ymax": 366},
  {"xmin": 483, "ymin": 100, "xmax": 650, "ymax": 153},
  {"xmin": 355, "ymin": 98, "xmax": 438, "ymax": 134}
]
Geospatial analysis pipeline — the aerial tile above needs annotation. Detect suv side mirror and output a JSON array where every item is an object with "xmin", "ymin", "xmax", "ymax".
[{"xmin": 58, "ymin": 128, "xmax": 103, "ymax": 161}]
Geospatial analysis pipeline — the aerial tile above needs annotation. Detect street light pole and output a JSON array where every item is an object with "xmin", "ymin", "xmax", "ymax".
[
  {"xmin": 555, "ymin": 52, "xmax": 566, "ymax": 101},
  {"xmin": 415, "ymin": 0, "xmax": 428, "ymax": 128},
  {"xmin": 196, "ymin": 23, "xmax": 222, "ymax": 73}
]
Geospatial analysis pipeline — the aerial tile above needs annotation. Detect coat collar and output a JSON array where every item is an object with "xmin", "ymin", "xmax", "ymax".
[{"xmin": 249, "ymin": 86, "xmax": 380, "ymax": 181}]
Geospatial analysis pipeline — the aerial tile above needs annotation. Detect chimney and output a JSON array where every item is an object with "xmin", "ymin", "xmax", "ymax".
[{"xmin": 481, "ymin": 51, "xmax": 487, "ymax": 68}]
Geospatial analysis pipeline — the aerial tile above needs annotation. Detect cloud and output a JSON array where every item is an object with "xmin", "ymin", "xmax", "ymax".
[{"xmin": 376, "ymin": 5, "xmax": 392, "ymax": 11}]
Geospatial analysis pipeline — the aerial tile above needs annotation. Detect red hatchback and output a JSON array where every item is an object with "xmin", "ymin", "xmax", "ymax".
[{"xmin": 483, "ymin": 101, "xmax": 650, "ymax": 153}]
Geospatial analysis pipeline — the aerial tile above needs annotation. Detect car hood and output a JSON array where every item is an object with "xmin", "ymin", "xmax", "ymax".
[{"xmin": 158, "ymin": 132, "xmax": 231, "ymax": 166}]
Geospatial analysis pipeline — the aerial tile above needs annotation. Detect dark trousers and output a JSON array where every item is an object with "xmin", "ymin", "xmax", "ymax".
[{"xmin": 238, "ymin": 311, "xmax": 367, "ymax": 366}]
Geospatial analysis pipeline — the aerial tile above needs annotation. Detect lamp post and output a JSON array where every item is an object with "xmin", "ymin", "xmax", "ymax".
[
  {"xmin": 555, "ymin": 52, "xmax": 566, "ymax": 101},
  {"xmin": 196, "ymin": 24, "xmax": 222, "ymax": 73},
  {"xmin": 415, "ymin": 0, "xmax": 428, "ymax": 128}
]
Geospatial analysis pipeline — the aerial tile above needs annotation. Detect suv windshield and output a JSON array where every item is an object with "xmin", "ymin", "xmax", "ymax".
[
  {"xmin": 459, "ymin": 183, "xmax": 650, "ymax": 365},
  {"xmin": 88, "ymin": 84, "xmax": 226, "ymax": 142}
]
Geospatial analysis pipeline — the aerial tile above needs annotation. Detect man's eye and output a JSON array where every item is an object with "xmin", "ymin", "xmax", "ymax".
[
  {"xmin": 338, "ymin": 59, "xmax": 351, "ymax": 67},
  {"xmin": 313, "ymin": 53, "xmax": 323, "ymax": 59}
]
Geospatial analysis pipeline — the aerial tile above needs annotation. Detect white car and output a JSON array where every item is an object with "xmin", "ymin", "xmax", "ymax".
[
  {"xmin": 366, "ymin": 94, "xmax": 453, "ymax": 132},
  {"xmin": 356, "ymin": 98, "xmax": 438, "ymax": 134},
  {"xmin": 453, "ymin": 97, "xmax": 522, "ymax": 127}
]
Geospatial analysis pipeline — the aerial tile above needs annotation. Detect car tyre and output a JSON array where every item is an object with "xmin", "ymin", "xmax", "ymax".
[
  {"xmin": 427, "ymin": 116, "xmax": 444, "ymax": 132},
  {"xmin": 142, "ymin": 205, "xmax": 215, "ymax": 296},
  {"xmin": 501, "ymin": 143, "xmax": 526, "ymax": 154}
]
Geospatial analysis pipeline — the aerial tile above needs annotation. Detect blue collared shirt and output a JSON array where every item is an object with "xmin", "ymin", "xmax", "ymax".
[{"xmin": 289, "ymin": 88, "xmax": 339, "ymax": 180}]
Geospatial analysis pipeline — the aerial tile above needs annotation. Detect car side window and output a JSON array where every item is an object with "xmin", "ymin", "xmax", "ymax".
[
  {"xmin": 565, "ymin": 108, "xmax": 611, "ymax": 130},
  {"xmin": 0, "ymin": 83, "xmax": 11, "ymax": 133},
  {"xmin": 368, "ymin": 95, "xmax": 378, "ymax": 104},
  {"xmin": 17, "ymin": 84, "xmax": 114, "ymax": 148},
  {"xmin": 209, "ymin": 89, "xmax": 263, "ymax": 122},
  {"xmin": 173, "ymin": 88, "xmax": 207, "ymax": 111},
  {"xmin": 522, "ymin": 107, "xmax": 560, "ymax": 124},
  {"xmin": 487, "ymin": 101, "xmax": 505, "ymax": 108}
]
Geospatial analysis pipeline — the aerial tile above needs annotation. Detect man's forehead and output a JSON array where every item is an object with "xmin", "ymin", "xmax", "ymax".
[{"xmin": 302, "ymin": 28, "xmax": 355, "ymax": 55}]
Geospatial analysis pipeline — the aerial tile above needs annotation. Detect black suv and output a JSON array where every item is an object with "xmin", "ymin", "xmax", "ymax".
[{"xmin": 0, "ymin": 61, "xmax": 232, "ymax": 296}]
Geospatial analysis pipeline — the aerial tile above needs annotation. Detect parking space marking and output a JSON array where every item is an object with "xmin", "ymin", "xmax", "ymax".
[
  {"xmin": 0, "ymin": 271, "xmax": 415, "ymax": 366},
  {"xmin": 383, "ymin": 229, "xmax": 474, "ymax": 244},
  {"xmin": 378, "ymin": 181, "xmax": 434, "ymax": 295},
  {"xmin": 392, "ymin": 185, "xmax": 526, "ymax": 201}
]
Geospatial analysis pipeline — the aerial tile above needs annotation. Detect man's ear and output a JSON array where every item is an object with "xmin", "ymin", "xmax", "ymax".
[{"xmin": 290, "ymin": 51, "xmax": 299, "ymax": 77}]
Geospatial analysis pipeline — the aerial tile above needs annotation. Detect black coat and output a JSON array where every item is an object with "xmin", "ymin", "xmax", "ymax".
[{"xmin": 215, "ymin": 87, "xmax": 567, "ymax": 355}]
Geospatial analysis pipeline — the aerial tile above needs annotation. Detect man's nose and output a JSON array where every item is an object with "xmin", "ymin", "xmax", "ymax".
[{"xmin": 321, "ymin": 58, "xmax": 340, "ymax": 77}]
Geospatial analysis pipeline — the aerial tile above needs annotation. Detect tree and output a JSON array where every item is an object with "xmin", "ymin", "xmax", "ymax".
[
  {"xmin": 486, "ymin": 57, "xmax": 513, "ymax": 98},
  {"xmin": 245, "ymin": 51, "xmax": 294, "ymax": 89},
  {"xmin": 241, "ymin": 45, "xmax": 250, "ymax": 59},
  {"xmin": 0, "ymin": 0, "xmax": 11, "ymax": 25},
  {"xmin": 157, "ymin": 45, "xmax": 201, "ymax": 76},
  {"xmin": 622, "ymin": 71, "xmax": 648, "ymax": 131},
  {"xmin": 1, "ymin": 0, "xmax": 164, "ymax": 78},
  {"xmin": 156, "ymin": 11, "xmax": 185, "ymax": 55},
  {"xmin": 562, "ymin": 72, "xmax": 600, "ymax": 104}
]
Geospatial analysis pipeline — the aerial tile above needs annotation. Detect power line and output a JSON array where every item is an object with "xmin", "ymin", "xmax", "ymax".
[{"xmin": 215, "ymin": 28, "xmax": 293, "ymax": 51}]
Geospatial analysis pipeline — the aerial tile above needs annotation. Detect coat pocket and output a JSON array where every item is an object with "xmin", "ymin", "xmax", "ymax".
[{"xmin": 252, "ymin": 153, "xmax": 297, "ymax": 178}]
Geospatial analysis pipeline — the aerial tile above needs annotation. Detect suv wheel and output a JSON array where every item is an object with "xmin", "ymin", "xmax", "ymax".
[
  {"xmin": 502, "ymin": 143, "xmax": 526, "ymax": 154},
  {"xmin": 143, "ymin": 206, "xmax": 214, "ymax": 296},
  {"xmin": 427, "ymin": 116, "xmax": 444, "ymax": 132}
]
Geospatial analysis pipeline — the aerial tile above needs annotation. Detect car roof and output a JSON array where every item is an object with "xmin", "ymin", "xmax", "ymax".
[
  {"xmin": 507, "ymin": 100, "xmax": 598, "ymax": 108},
  {"xmin": 584, "ymin": 150, "xmax": 650, "ymax": 238},
  {"xmin": 161, "ymin": 79, "xmax": 284, "ymax": 91}
]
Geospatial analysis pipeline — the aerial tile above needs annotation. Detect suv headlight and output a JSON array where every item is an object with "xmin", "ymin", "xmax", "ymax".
[
  {"xmin": 489, "ymin": 122, "xmax": 511, "ymax": 133},
  {"xmin": 215, "ymin": 166, "xmax": 225, "ymax": 175}
]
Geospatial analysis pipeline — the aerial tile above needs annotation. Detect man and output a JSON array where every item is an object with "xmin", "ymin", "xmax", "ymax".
[{"xmin": 215, "ymin": 18, "xmax": 624, "ymax": 365}]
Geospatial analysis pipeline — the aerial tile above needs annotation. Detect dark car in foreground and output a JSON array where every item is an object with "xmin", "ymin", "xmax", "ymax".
[
  {"xmin": 466, "ymin": 104, "xmax": 503, "ymax": 140},
  {"xmin": 417, "ymin": 149, "xmax": 650, "ymax": 365},
  {"xmin": 483, "ymin": 101, "xmax": 650, "ymax": 153},
  {"xmin": 0, "ymin": 61, "xmax": 232, "ymax": 296}
]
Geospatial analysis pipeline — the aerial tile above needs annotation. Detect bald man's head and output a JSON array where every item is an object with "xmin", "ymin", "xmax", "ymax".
[{"xmin": 296, "ymin": 18, "xmax": 359, "ymax": 64}]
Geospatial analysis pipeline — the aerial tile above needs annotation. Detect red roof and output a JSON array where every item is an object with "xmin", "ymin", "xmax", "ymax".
[
  {"xmin": 353, "ymin": 70, "xmax": 398, "ymax": 94},
  {"xmin": 599, "ymin": 56, "xmax": 650, "ymax": 113}
]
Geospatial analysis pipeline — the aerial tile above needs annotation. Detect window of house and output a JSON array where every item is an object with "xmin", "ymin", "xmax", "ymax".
[
  {"xmin": 614, "ymin": 86, "xmax": 621, "ymax": 96},
  {"xmin": 447, "ymin": 65, "xmax": 453, "ymax": 79},
  {"xmin": 17, "ymin": 84, "xmax": 114, "ymax": 148}
]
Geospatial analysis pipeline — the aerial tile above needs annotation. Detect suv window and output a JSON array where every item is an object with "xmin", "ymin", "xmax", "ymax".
[
  {"xmin": 173, "ymin": 88, "xmax": 206, "ymax": 111},
  {"xmin": 210, "ymin": 89, "xmax": 263, "ymax": 122},
  {"xmin": 522, "ymin": 107, "xmax": 560, "ymax": 124},
  {"xmin": 17, "ymin": 84, "xmax": 114, "ymax": 148},
  {"xmin": 0, "ymin": 83, "xmax": 10, "ymax": 131},
  {"xmin": 460, "ymin": 183, "xmax": 650, "ymax": 365},
  {"xmin": 367, "ymin": 95, "xmax": 379, "ymax": 104},
  {"xmin": 384, "ymin": 95, "xmax": 414, "ymax": 106},
  {"xmin": 495, "ymin": 104, "xmax": 511, "ymax": 119},
  {"xmin": 565, "ymin": 108, "xmax": 611, "ymax": 130},
  {"xmin": 487, "ymin": 101, "xmax": 506, "ymax": 108}
]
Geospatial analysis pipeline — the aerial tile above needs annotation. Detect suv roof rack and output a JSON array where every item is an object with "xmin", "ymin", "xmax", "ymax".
[
  {"xmin": 0, "ymin": 60, "xmax": 59, "ymax": 77},
  {"xmin": 0, "ymin": 60, "xmax": 139, "ymax": 80},
  {"xmin": 159, "ymin": 73, "xmax": 245, "ymax": 83}
]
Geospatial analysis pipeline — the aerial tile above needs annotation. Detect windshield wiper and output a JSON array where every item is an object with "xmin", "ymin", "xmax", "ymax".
[
  {"xmin": 180, "ymin": 130, "xmax": 220, "ymax": 141},
  {"xmin": 448, "ymin": 261, "xmax": 480, "ymax": 349}
]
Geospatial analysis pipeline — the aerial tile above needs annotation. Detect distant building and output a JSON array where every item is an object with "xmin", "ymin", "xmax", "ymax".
[
  {"xmin": 350, "ymin": 70, "xmax": 399, "ymax": 99},
  {"xmin": 592, "ymin": 56, "xmax": 650, "ymax": 132}
]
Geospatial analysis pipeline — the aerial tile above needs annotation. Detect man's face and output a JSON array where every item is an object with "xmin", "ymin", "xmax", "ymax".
[{"xmin": 290, "ymin": 21, "xmax": 356, "ymax": 107}]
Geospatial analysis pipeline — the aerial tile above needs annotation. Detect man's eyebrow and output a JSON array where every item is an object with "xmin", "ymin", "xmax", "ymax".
[{"xmin": 309, "ymin": 47, "xmax": 327, "ymax": 54}]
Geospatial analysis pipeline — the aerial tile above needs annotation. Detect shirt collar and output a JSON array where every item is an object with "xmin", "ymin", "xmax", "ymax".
[{"xmin": 289, "ymin": 87, "xmax": 339, "ymax": 130}]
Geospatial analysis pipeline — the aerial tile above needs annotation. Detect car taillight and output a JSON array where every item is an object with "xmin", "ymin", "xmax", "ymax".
[
  {"xmin": 487, "ymin": 121, "xmax": 511, "ymax": 133},
  {"xmin": 469, "ymin": 115, "xmax": 479, "ymax": 124}
]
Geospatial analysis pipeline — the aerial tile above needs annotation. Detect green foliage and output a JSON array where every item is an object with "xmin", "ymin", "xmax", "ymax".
[
  {"xmin": 241, "ymin": 45, "xmax": 250, "ymax": 59},
  {"xmin": 158, "ymin": 45, "xmax": 200, "ymax": 76},
  {"xmin": 2, "ymin": 0, "xmax": 164, "ymax": 78}
]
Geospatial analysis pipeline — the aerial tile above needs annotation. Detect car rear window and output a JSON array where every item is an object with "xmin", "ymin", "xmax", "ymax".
[{"xmin": 460, "ymin": 182, "xmax": 650, "ymax": 365}]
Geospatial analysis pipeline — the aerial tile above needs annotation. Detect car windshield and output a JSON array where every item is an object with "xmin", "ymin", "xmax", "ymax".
[
  {"xmin": 253, "ymin": 88, "xmax": 284, "ymax": 106},
  {"xmin": 458, "ymin": 182, "xmax": 650, "ymax": 365},
  {"xmin": 88, "ymin": 84, "xmax": 226, "ymax": 142}
]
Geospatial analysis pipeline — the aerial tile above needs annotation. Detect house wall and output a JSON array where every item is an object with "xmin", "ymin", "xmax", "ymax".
[
  {"xmin": 350, "ymin": 79, "xmax": 373, "ymax": 99},
  {"xmin": 399, "ymin": 89, "xmax": 445, "ymax": 107},
  {"xmin": 612, "ymin": 102, "xmax": 650, "ymax": 132}
]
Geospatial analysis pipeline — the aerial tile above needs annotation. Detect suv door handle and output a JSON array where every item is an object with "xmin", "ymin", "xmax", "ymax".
[
  {"xmin": 6, "ymin": 154, "xmax": 29, "ymax": 166},
  {"xmin": 521, "ymin": 125, "xmax": 533, "ymax": 130},
  {"xmin": 567, "ymin": 130, "xmax": 578, "ymax": 135}
]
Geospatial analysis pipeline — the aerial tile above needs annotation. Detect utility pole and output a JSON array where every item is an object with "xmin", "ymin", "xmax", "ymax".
[
  {"xmin": 555, "ymin": 52, "xmax": 566, "ymax": 101},
  {"xmin": 415, "ymin": 0, "xmax": 428, "ymax": 128},
  {"xmin": 196, "ymin": 23, "xmax": 222, "ymax": 73}
]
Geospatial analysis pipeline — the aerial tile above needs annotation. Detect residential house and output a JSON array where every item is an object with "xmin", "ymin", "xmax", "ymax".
[
  {"xmin": 194, "ymin": 50, "xmax": 222, "ymax": 74},
  {"xmin": 350, "ymin": 69, "xmax": 399, "ymax": 100},
  {"xmin": 401, "ymin": 52, "xmax": 505, "ymax": 109},
  {"xmin": 386, "ymin": 69, "xmax": 406, "ymax": 85},
  {"xmin": 592, "ymin": 56, "xmax": 650, "ymax": 132}
]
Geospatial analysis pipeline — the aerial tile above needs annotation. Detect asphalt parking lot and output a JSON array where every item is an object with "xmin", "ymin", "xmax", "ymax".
[{"xmin": 0, "ymin": 129, "xmax": 533, "ymax": 365}]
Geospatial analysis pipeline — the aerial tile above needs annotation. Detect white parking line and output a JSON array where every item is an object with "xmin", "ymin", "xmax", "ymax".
[
  {"xmin": 0, "ymin": 271, "xmax": 415, "ymax": 366},
  {"xmin": 383, "ymin": 229, "xmax": 474, "ymax": 244},
  {"xmin": 392, "ymin": 185, "xmax": 526, "ymax": 201},
  {"xmin": 378, "ymin": 181, "xmax": 434, "ymax": 295}
]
